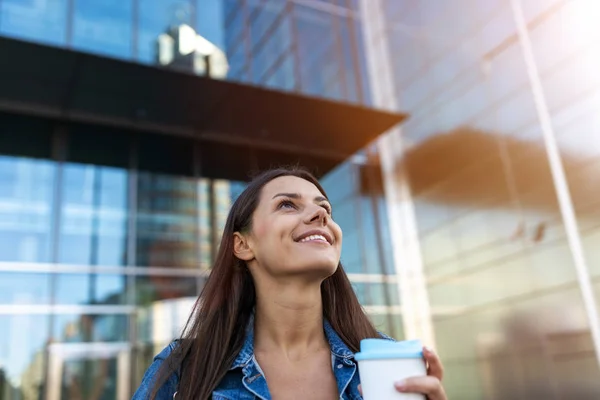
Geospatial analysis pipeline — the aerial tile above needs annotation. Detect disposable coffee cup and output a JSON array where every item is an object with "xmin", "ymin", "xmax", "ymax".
[{"xmin": 355, "ymin": 338, "xmax": 427, "ymax": 400}]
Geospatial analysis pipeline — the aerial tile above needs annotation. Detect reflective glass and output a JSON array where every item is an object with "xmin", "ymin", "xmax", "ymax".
[
  {"xmin": 195, "ymin": 0, "xmax": 225, "ymax": 50},
  {"xmin": 352, "ymin": 282, "xmax": 400, "ymax": 306},
  {"xmin": 0, "ymin": 272, "xmax": 51, "ymax": 305},
  {"xmin": 263, "ymin": 54, "xmax": 295, "ymax": 91},
  {"xmin": 134, "ymin": 275, "xmax": 199, "ymax": 306},
  {"xmin": 369, "ymin": 313, "xmax": 403, "ymax": 338},
  {"xmin": 59, "ymin": 357, "xmax": 118, "ymax": 400},
  {"xmin": 72, "ymin": 0, "xmax": 133, "ymax": 59},
  {"xmin": 53, "ymin": 314, "xmax": 128, "ymax": 343},
  {"xmin": 0, "ymin": 156, "xmax": 55, "ymax": 263},
  {"xmin": 0, "ymin": 314, "xmax": 50, "ymax": 400},
  {"xmin": 136, "ymin": 172, "xmax": 199, "ymax": 269},
  {"xmin": 294, "ymin": 5, "xmax": 338, "ymax": 97},
  {"xmin": 135, "ymin": 285, "xmax": 198, "ymax": 348},
  {"xmin": 138, "ymin": 0, "xmax": 194, "ymax": 64},
  {"xmin": 58, "ymin": 164, "xmax": 129, "ymax": 266},
  {"xmin": 0, "ymin": 0, "xmax": 68, "ymax": 46},
  {"xmin": 54, "ymin": 274, "xmax": 127, "ymax": 305}
]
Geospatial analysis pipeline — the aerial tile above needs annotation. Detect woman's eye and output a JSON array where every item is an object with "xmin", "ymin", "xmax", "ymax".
[
  {"xmin": 321, "ymin": 204, "xmax": 332, "ymax": 215},
  {"xmin": 277, "ymin": 200, "xmax": 296, "ymax": 210}
]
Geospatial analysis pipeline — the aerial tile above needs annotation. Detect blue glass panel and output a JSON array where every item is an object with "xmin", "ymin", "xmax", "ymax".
[
  {"xmin": 53, "ymin": 314, "xmax": 129, "ymax": 342},
  {"xmin": 58, "ymin": 164, "xmax": 129, "ymax": 266},
  {"xmin": 72, "ymin": 0, "xmax": 133, "ymax": 59},
  {"xmin": 0, "ymin": 0, "xmax": 68, "ymax": 46},
  {"xmin": 263, "ymin": 53, "xmax": 295, "ymax": 91},
  {"xmin": 0, "ymin": 272, "xmax": 51, "ymax": 304},
  {"xmin": 0, "ymin": 156, "xmax": 55, "ymax": 263},
  {"xmin": 136, "ymin": 172, "xmax": 199, "ymax": 268},
  {"xmin": 138, "ymin": 0, "xmax": 194, "ymax": 64},
  {"xmin": 54, "ymin": 273, "xmax": 128, "ymax": 305},
  {"xmin": 195, "ymin": 0, "xmax": 225, "ymax": 50}
]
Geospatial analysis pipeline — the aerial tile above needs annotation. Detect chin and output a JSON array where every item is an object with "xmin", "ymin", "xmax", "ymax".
[{"xmin": 300, "ymin": 259, "xmax": 339, "ymax": 279}]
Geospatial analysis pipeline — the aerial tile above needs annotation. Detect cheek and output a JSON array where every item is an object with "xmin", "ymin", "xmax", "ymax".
[
  {"xmin": 332, "ymin": 222, "xmax": 343, "ymax": 243},
  {"xmin": 252, "ymin": 220, "xmax": 269, "ymax": 238}
]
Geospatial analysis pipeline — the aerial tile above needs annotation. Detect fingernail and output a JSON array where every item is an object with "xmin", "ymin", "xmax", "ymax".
[
  {"xmin": 394, "ymin": 381, "xmax": 407, "ymax": 392},
  {"xmin": 424, "ymin": 346, "xmax": 434, "ymax": 353}
]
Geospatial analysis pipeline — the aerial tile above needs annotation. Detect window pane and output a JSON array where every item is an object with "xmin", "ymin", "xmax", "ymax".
[
  {"xmin": 72, "ymin": 0, "xmax": 133, "ymax": 59},
  {"xmin": 0, "ymin": 0, "xmax": 68, "ymax": 46},
  {"xmin": 0, "ymin": 156, "xmax": 55, "ymax": 263},
  {"xmin": 353, "ymin": 282, "xmax": 400, "ymax": 306},
  {"xmin": 54, "ymin": 273, "xmax": 128, "ymax": 305},
  {"xmin": 136, "ymin": 292, "xmax": 196, "ymax": 345},
  {"xmin": 0, "ymin": 272, "xmax": 51, "ymax": 304},
  {"xmin": 138, "ymin": 0, "xmax": 194, "ymax": 64},
  {"xmin": 136, "ymin": 172, "xmax": 199, "ymax": 269},
  {"xmin": 58, "ymin": 164, "xmax": 129, "ymax": 266},
  {"xmin": 195, "ymin": 0, "xmax": 225, "ymax": 50},
  {"xmin": 0, "ymin": 314, "xmax": 50, "ymax": 399},
  {"xmin": 59, "ymin": 357, "xmax": 118, "ymax": 399},
  {"xmin": 53, "ymin": 314, "xmax": 129, "ymax": 342},
  {"xmin": 134, "ymin": 275, "xmax": 200, "ymax": 306}
]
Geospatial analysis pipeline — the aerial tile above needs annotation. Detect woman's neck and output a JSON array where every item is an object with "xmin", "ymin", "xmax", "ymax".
[{"xmin": 253, "ymin": 281, "xmax": 328, "ymax": 360}]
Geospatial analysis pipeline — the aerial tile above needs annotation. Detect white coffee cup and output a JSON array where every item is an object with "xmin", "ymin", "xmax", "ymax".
[{"xmin": 355, "ymin": 338, "xmax": 427, "ymax": 400}]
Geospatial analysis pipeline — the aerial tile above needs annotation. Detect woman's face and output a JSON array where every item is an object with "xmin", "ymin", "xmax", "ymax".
[{"xmin": 239, "ymin": 176, "xmax": 342, "ymax": 279}]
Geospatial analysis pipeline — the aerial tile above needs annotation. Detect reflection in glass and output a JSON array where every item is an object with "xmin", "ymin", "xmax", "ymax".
[
  {"xmin": 134, "ymin": 275, "xmax": 199, "ymax": 306},
  {"xmin": 53, "ymin": 314, "xmax": 128, "ymax": 343},
  {"xmin": 54, "ymin": 274, "xmax": 127, "ymax": 305},
  {"xmin": 72, "ymin": 0, "xmax": 133, "ymax": 59},
  {"xmin": 135, "ymin": 276, "xmax": 200, "ymax": 359},
  {"xmin": 369, "ymin": 313, "xmax": 403, "ymax": 338},
  {"xmin": 59, "ymin": 358, "xmax": 117, "ymax": 400},
  {"xmin": 195, "ymin": 0, "xmax": 225, "ymax": 50},
  {"xmin": 136, "ymin": 172, "xmax": 199, "ymax": 269},
  {"xmin": 0, "ymin": 315, "xmax": 49, "ymax": 400},
  {"xmin": 0, "ymin": 156, "xmax": 55, "ymax": 263},
  {"xmin": 0, "ymin": 0, "xmax": 68, "ymax": 46},
  {"xmin": 0, "ymin": 272, "xmax": 51, "ymax": 305},
  {"xmin": 59, "ymin": 164, "xmax": 128, "ymax": 266},
  {"xmin": 352, "ymin": 282, "xmax": 400, "ymax": 306},
  {"xmin": 138, "ymin": 0, "xmax": 194, "ymax": 64}
]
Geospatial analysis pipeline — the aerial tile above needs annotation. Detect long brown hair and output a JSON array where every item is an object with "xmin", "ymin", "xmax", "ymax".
[{"xmin": 150, "ymin": 167, "xmax": 379, "ymax": 399}]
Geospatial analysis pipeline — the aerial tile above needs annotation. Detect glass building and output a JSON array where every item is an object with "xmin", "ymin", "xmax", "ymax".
[{"xmin": 1, "ymin": 0, "xmax": 600, "ymax": 399}]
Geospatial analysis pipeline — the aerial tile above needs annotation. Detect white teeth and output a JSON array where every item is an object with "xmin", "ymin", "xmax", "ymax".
[{"xmin": 300, "ymin": 234, "xmax": 329, "ymax": 243}]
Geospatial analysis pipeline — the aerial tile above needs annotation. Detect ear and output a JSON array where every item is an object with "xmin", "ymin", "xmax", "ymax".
[{"xmin": 233, "ymin": 232, "xmax": 255, "ymax": 261}]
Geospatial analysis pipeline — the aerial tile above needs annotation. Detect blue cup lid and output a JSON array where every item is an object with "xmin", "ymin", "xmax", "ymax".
[{"xmin": 355, "ymin": 338, "xmax": 423, "ymax": 361}]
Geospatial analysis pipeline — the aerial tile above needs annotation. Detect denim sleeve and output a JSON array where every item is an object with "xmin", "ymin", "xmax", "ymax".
[{"xmin": 132, "ymin": 342, "xmax": 180, "ymax": 400}]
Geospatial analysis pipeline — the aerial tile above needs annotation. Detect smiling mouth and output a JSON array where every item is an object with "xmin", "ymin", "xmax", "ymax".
[{"xmin": 299, "ymin": 234, "xmax": 330, "ymax": 245}]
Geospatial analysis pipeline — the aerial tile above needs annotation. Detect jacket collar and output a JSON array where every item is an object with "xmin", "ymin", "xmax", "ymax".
[{"xmin": 230, "ymin": 317, "xmax": 354, "ymax": 370}]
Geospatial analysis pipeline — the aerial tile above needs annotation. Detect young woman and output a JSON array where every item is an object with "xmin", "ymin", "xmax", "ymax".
[{"xmin": 133, "ymin": 168, "xmax": 446, "ymax": 399}]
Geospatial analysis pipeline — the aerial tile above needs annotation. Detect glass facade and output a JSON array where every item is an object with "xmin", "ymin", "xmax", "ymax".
[
  {"xmin": 0, "ymin": 0, "xmax": 367, "ymax": 103},
  {"xmin": 364, "ymin": 0, "xmax": 600, "ymax": 398},
  {"xmin": 2, "ymin": 0, "xmax": 600, "ymax": 398}
]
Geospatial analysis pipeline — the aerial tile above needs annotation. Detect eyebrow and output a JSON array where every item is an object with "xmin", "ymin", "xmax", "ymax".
[{"xmin": 272, "ymin": 193, "xmax": 329, "ymax": 203}]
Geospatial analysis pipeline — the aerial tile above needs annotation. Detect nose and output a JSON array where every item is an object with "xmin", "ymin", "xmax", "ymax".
[{"xmin": 305, "ymin": 205, "xmax": 328, "ymax": 226}]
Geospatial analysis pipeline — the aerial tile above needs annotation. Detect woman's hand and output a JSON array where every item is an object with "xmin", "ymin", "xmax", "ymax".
[
  {"xmin": 358, "ymin": 346, "xmax": 447, "ymax": 400},
  {"xmin": 394, "ymin": 347, "xmax": 446, "ymax": 400}
]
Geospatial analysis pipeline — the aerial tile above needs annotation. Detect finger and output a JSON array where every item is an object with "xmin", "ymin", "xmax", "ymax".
[
  {"xmin": 395, "ymin": 376, "xmax": 446, "ymax": 400},
  {"xmin": 357, "ymin": 384, "xmax": 362, "ymax": 395},
  {"xmin": 423, "ymin": 346, "xmax": 444, "ymax": 381}
]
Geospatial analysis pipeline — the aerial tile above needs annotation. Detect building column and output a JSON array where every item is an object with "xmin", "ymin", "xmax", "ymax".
[{"xmin": 358, "ymin": 0, "xmax": 435, "ymax": 347}]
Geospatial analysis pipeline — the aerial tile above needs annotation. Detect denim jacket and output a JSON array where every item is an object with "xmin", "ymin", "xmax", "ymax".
[{"xmin": 133, "ymin": 321, "xmax": 380, "ymax": 399}]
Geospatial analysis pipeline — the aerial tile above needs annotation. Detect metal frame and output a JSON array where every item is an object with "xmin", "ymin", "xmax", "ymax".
[
  {"xmin": 47, "ymin": 342, "xmax": 131, "ymax": 400},
  {"xmin": 358, "ymin": 0, "xmax": 436, "ymax": 347}
]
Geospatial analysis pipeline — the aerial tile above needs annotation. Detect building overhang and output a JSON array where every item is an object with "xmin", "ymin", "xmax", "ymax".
[{"xmin": 0, "ymin": 36, "xmax": 407, "ymax": 179}]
